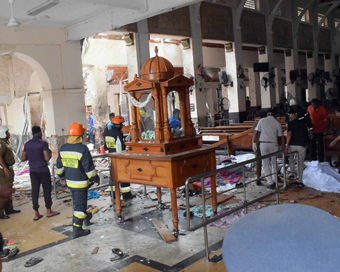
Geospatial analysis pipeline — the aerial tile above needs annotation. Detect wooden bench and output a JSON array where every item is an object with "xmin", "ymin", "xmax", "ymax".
[
  {"xmin": 323, "ymin": 136, "xmax": 340, "ymax": 163},
  {"xmin": 200, "ymin": 122, "xmax": 286, "ymax": 155}
]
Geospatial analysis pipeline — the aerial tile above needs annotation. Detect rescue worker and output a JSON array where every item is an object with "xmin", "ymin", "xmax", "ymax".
[
  {"xmin": 252, "ymin": 109, "xmax": 266, "ymax": 185},
  {"xmin": 105, "ymin": 112, "xmax": 116, "ymax": 130},
  {"xmin": 253, "ymin": 112, "xmax": 283, "ymax": 189},
  {"xmin": 287, "ymin": 98, "xmax": 314, "ymax": 136},
  {"xmin": 0, "ymin": 126, "xmax": 20, "ymax": 219},
  {"xmin": 103, "ymin": 116, "xmax": 132, "ymax": 199},
  {"xmin": 56, "ymin": 123, "xmax": 100, "ymax": 239}
]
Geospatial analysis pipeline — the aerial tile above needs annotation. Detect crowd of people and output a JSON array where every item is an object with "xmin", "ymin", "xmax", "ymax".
[{"xmin": 252, "ymin": 97, "xmax": 335, "ymax": 189}]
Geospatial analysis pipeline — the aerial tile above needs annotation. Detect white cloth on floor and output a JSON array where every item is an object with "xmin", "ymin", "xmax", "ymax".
[
  {"xmin": 231, "ymin": 154, "xmax": 255, "ymax": 170},
  {"xmin": 302, "ymin": 161, "xmax": 340, "ymax": 192}
]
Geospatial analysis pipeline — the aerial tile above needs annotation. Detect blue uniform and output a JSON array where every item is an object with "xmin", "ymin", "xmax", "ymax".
[
  {"xmin": 56, "ymin": 142, "xmax": 99, "ymax": 228},
  {"xmin": 169, "ymin": 116, "xmax": 181, "ymax": 129}
]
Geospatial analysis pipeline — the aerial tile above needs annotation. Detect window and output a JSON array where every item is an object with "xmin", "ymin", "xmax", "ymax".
[
  {"xmin": 244, "ymin": 0, "xmax": 256, "ymax": 10},
  {"xmin": 318, "ymin": 13, "xmax": 328, "ymax": 27},
  {"xmin": 335, "ymin": 18, "xmax": 340, "ymax": 29},
  {"xmin": 297, "ymin": 7, "xmax": 309, "ymax": 22}
]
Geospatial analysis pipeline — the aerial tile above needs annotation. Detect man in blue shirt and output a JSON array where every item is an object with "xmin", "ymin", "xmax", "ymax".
[
  {"xmin": 22, "ymin": 126, "xmax": 60, "ymax": 221},
  {"xmin": 87, "ymin": 111, "xmax": 95, "ymax": 148},
  {"xmin": 169, "ymin": 108, "xmax": 181, "ymax": 129}
]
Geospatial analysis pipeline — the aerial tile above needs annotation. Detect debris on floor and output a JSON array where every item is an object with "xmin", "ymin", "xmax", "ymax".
[
  {"xmin": 110, "ymin": 248, "xmax": 128, "ymax": 262},
  {"xmin": 24, "ymin": 257, "xmax": 44, "ymax": 267},
  {"xmin": 91, "ymin": 247, "xmax": 99, "ymax": 254},
  {"xmin": 152, "ymin": 220, "xmax": 177, "ymax": 243},
  {"xmin": 87, "ymin": 191, "xmax": 99, "ymax": 200},
  {"xmin": 87, "ymin": 206, "xmax": 100, "ymax": 215},
  {"xmin": 190, "ymin": 205, "xmax": 224, "ymax": 218},
  {"xmin": 210, "ymin": 202, "xmax": 261, "ymax": 228}
]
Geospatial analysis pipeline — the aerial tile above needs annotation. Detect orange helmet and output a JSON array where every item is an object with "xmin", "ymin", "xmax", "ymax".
[
  {"xmin": 111, "ymin": 116, "xmax": 125, "ymax": 125},
  {"xmin": 68, "ymin": 123, "xmax": 86, "ymax": 136}
]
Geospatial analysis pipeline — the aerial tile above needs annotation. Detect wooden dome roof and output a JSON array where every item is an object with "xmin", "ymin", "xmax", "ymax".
[{"xmin": 141, "ymin": 46, "xmax": 174, "ymax": 82}]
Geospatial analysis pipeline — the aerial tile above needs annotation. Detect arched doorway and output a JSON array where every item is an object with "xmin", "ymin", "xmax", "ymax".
[{"xmin": 0, "ymin": 52, "xmax": 52, "ymax": 152}]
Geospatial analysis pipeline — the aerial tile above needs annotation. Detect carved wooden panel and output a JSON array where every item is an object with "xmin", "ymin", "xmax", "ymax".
[
  {"xmin": 241, "ymin": 11, "xmax": 266, "ymax": 45},
  {"xmin": 115, "ymin": 158, "xmax": 170, "ymax": 186},
  {"xmin": 297, "ymin": 24, "xmax": 314, "ymax": 50},
  {"xmin": 177, "ymin": 154, "xmax": 211, "ymax": 182},
  {"xmin": 200, "ymin": 2, "xmax": 233, "ymax": 41},
  {"xmin": 273, "ymin": 18, "xmax": 293, "ymax": 48},
  {"xmin": 148, "ymin": 7, "xmax": 191, "ymax": 36},
  {"xmin": 318, "ymin": 28, "xmax": 331, "ymax": 52}
]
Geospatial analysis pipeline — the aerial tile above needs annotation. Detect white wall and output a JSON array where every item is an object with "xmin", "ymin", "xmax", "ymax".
[
  {"xmin": 7, "ymin": 97, "xmax": 31, "ymax": 135},
  {"xmin": 29, "ymin": 71, "xmax": 42, "ymax": 93},
  {"xmin": 151, "ymin": 42, "xmax": 183, "ymax": 67},
  {"xmin": 242, "ymin": 50, "xmax": 259, "ymax": 68},
  {"xmin": 203, "ymin": 47, "xmax": 225, "ymax": 68},
  {"xmin": 42, "ymin": 89, "xmax": 87, "ymax": 136},
  {"xmin": 82, "ymin": 38, "xmax": 127, "ymax": 66},
  {"xmin": 0, "ymin": 24, "xmax": 83, "ymax": 91}
]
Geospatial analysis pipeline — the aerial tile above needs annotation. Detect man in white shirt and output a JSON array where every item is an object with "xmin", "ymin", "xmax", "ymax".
[{"xmin": 253, "ymin": 112, "xmax": 283, "ymax": 189}]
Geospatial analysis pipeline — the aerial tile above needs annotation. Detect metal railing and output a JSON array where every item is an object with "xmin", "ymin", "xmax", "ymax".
[{"xmin": 185, "ymin": 150, "xmax": 300, "ymax": 262}]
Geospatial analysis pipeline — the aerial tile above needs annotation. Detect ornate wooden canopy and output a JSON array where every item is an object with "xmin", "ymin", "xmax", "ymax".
[{"xmin": 124, "ymin": 47, "xmax": 201, "ymax": 155}]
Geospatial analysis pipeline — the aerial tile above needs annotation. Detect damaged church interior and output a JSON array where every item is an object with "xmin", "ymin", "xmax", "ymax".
[{"xmin": 2, "ymin": 0, "xmax": 340, "ymax": 271}]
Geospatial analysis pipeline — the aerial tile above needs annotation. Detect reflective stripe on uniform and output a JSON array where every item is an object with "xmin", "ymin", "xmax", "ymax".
[
  {"xmin": 74, "ymin": 211, "xmax": 87, "ymax": 219},
  {"xmin": 56, "ymin": 167, "xmax": 64, "ymax": 174},
  {"xmin": 86, "ymin": 169, "xmax": 97, "ymax": 179},
  {"xmin": 66, "ymin": 179, "xmax": 89, "ymax": 188},
  {"xmin": 105, "ymin": 186, "xmax": 115, "ymax": 192},
  {"xmin": 121, "ymin": 186, "xmax": 131, "ymax": 193},
  {"xmin": 60, "ymin": 151, "xmax": 83, "ymax": 169},
  {"xmin": 73, "ymin": 223, "xmax": 82, "ymax": 227},
  {"xmin": 60, "ymin": 151, "xmax": 83, "ymax": 160},
  {"xmin": 105, "ymin": 136, "xmax": 116, "ymax": 149}
]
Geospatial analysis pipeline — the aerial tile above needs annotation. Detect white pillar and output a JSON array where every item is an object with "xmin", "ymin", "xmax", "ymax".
[
  {"xmin": 274, "ymin": 68, "xmax": 281, "ymax": 104},
  {"xmin": 136, "ymin": 20, "xmax": 150, "ymax": 74},
  {"xmin": 181, "ymin": 3, "xmax": 206, "ymax": 126},
  {"xmin": 248, "ymin": 68, "xmax": 260, "ymax": 107},
  {"xmin": 324, "ymin": 54, "xmax": 335, "ymax": 91},
  {"xmin": 306, "ymin": 52, "xmax": 317, "ymax": 101},
  {"xmin": 125, "ymin": 20, "xmax": 150, "ymax": 124},
  {"xmin": 42, "ymin": 89, "xmax": 87, "ymax": 137},
  {"xmin": 284, "ymin": 49, "xmax": 298, "ymax": 99},
  {"xmin": 258, "ymin": 47, "xmax": 275, "ymax": 109},
  {"xmin": 225, "ymin": 41, "xmax": 246, "ymax": 123}
]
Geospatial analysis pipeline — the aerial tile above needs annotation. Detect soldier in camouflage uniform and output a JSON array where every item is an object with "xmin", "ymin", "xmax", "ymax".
[{"xmin": 0, "ymin": 126, "xmax": 20, "ymax": 219}]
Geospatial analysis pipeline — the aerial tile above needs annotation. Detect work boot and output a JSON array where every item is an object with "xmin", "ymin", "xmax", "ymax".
[
  {"xmin": 84, "ymin": 212, "xmax": 92, "ymax": 227},
  {"xmin": 72, "ymin": 227, "xmax": 91, "ymax": 239},
  {"xmin": 6, "ymin": 209, "xmax": 21, "ymax": 214}
]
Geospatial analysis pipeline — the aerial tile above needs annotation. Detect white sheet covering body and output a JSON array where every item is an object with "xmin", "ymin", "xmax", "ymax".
[{"xmin": 303, "ymin": 161, "xmax": 340, "ymax": 192}]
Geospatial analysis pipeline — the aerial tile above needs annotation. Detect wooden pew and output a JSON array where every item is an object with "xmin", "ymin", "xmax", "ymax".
[
  {"xmin": 323, "ymin": 136, "xmax": 340, "ymax": 163},
  {"xmin": 200, "ymin": 122, "xmax": 287, "ymax": 155},
  {"xmin": 324, "ymin": 116, "xmax": 340, "ymax": 136}
]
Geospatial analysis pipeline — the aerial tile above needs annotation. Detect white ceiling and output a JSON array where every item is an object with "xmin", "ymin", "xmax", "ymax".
[{"xmin": 0, "ymin": 0, "xmax": 202, "ymax": 41}]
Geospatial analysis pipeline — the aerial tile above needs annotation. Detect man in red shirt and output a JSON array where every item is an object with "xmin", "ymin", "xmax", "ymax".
[{"xmin": 307, "ymin": 98, "xmax": 330, "ymax": 162}]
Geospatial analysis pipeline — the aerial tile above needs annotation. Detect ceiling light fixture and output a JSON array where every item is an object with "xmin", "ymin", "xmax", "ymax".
[{"xmin": 27, "ymin": 0, "xmax": 59, "ymax": 16}]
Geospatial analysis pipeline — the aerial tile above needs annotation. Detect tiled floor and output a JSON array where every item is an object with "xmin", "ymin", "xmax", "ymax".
[{"xmin": 2, "ymin": 177, "xmax": 340, "ymax": 272}]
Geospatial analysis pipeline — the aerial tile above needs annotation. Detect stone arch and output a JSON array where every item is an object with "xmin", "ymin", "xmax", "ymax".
[{"xmin": 0, "ymin": 51, "xmax": 52, "ymax": 92}]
